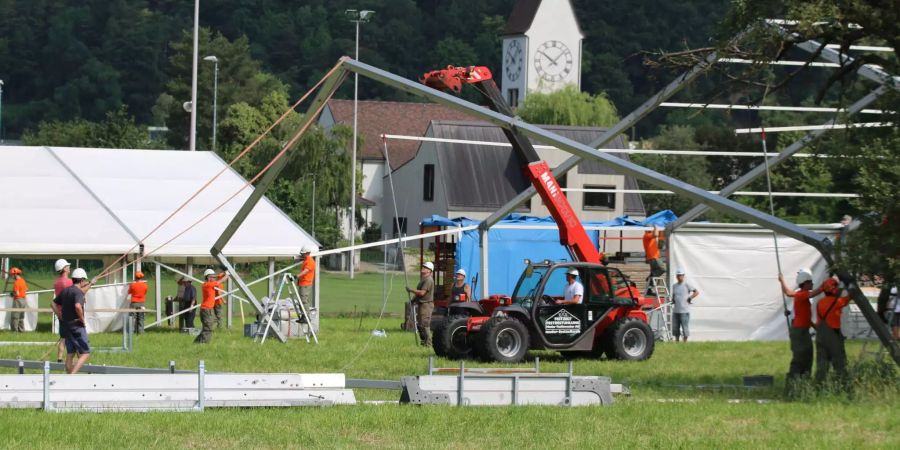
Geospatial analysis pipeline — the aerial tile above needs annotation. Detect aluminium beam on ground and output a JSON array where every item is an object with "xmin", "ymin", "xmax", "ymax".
[
  {"xmin": 208, "ymin": 68, "xmax": 347, "ymax": 343},
  {"xmin": 341, "ymin": 57, "xmax": 828, "ymax": 250}
]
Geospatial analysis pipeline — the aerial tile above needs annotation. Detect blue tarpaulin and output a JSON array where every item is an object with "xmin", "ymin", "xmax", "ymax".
[{"xmin": 420, "ymin": 211, "xmax": 677, "ymax": 296}]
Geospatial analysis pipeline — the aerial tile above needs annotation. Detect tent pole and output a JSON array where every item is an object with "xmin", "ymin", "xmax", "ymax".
[{"xmin": 155, "ymin": 260, "xmax": 162, "ymax": 323}]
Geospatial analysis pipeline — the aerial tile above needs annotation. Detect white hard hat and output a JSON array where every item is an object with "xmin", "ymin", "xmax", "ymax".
[
  {"xmin": 54, "ymin": 259, "xmax": 70, "ymax": 272},
  {"xmin": 300, "ymin": 245, "xmax": 314, "ymax": 254},
  {"xmin": 455, "ymin": 268, "xmax": 466, "ymax": 277},
  {"xmin": 423, "ymin": 262, "xmax": 434, "ymax": 271},
  {"xmin": 891, "ymin": 286, "xmax": 898, "ymax": 295},
  {"xmin": 796, "ymin": 269, "xmax": 814, "ymax": 286},
  {"xmin": 567, "ymin": 268, "xmax": 579, "ymax": 276},
  {"xmin": 71, "ymin": 268, "xmax": 88, "ymax": 280},
  {"xmin": 676, "ymin": 269, "xmax": 685, "ymax": 276},
  {"xmin": 203, "ymin": 269, "xmax": 216, "ymax": 277}
]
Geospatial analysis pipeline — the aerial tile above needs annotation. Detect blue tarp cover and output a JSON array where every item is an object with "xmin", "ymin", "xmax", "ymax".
[{"xmin": 420, "ymin": 211, "xmax": 677, "ymax": 296}]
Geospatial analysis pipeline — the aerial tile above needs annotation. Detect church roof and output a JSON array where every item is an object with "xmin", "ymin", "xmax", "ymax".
[{"xmin": 503, "ymin": 0, "xmax": 584, "ymax": 36}]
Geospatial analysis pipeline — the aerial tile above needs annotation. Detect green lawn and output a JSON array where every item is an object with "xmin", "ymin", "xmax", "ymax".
[{"xmin": 2, "ymin": 273, "xmax": 898, "ymax": 449}]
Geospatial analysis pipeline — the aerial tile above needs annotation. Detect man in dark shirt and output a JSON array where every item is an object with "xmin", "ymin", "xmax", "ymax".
[
  {"xmin": 178, "ymin": 277, "xmax": 197, "ymax": 329},
  {"xmin": 52, "ymin": 268, "xmax": 92, "ymax": 374}
]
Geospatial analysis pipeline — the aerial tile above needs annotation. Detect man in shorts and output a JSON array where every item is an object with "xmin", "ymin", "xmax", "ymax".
[{"xmin": 53, "ymin": 268, "xmax": 93, "ymax": 374}]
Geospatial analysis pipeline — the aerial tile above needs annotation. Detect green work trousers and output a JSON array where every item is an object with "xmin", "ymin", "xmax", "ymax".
[
  {"xmin": 416, "ymin": 301, "xmax": 434, "ymax": 346},
  {"xmin": 787, "ymin": 327, "xmax": 813, "ymax": 378},
  {"xmin": 194, "ymin": 309, "xmax": 215, "ymax": 344},
  {"xmin": 11, "ymin": 298, "xmax": 26, "ymax": 332},
  {"xmin": 814, "ymin": 323, "xmax": 847, "ymax": 384},
  {"xmin": 214, "ymin": 304, "xmax": 224, "ymax": 330}
]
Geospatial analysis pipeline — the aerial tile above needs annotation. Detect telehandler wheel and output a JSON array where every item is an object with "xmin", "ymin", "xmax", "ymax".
[
  {"xmin": 431, "ymin": 317, "xmax": 450, "ymax": 357},
  {"xmin": 476, "ymin": 317, "xmax": 529, "ymax": 363},
  {"xmin": 435, "ymin": 315, "xmax": 474, "ymax": 359},
  {"xmin": 606, "ymin": 317, "xmax": 655, "ymax": 361}
]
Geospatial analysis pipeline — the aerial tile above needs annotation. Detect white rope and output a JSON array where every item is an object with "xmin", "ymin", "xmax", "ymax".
[
  {"xmin": 382, "ymin": 134, "xmax": 836, "ymax": 158},
  {"xmin": 736, "ymin": 122, "xmax": 892, "ymax": 134},
  {"xmin": 660, "ymin": 102, "xmax": 886, "ymax": 114},
  {"xmin": 562, "ymin": 188, "xmax": 858, "ymax": 198}
]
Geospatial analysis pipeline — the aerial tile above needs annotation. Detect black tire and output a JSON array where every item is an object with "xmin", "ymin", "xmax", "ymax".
[
  {"xmin": 435, "ymin": 315, "xmax": 474, "ymax": 359},
  {"xmin": 606, "ymin": 317, "xmax": 655, "ymax": 361},
  {"xmin": 475, "ymin": 317, "xmax": 529, "ymax": 363},
  {"xmin": 431, "ymin": 317, "xmax": 450, "ymax": 357}
]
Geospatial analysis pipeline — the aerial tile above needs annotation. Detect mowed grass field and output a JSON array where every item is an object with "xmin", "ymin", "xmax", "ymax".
[{"xmin": 1, "ymin": 270, "xmax": 898, "ymax": 449}]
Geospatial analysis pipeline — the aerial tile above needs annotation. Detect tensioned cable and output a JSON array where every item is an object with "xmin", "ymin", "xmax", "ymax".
[
  {"xmin": 119, "ymin": 72, "xmax": 347, "ymax": 273},
  {"xmin": 93, "ymin": 62, "xmax": 346, "ymax": 281},
  {"xmin": 381, "ymin": 134, "xmax": 853, "ymax": 158}
]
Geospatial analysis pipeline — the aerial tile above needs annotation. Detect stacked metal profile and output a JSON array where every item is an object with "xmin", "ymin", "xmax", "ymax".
[
  {"xmin": 0, "ymin": 362, "xmax": 355, "ymax": 411},
  {"xmin": 399, "ymin": 359, "xmax": 619, "ymax": 406}
]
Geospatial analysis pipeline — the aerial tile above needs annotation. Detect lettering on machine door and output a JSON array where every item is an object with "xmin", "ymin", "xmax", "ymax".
[{"xmin": 544, "ymin": 308, "xmax": 581, "ymax": 335}]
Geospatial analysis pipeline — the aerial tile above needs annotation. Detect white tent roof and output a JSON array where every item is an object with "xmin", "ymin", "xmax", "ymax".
[{"xmin": 0, "ymin": 146, "xmax": 318, "ymax": 260}]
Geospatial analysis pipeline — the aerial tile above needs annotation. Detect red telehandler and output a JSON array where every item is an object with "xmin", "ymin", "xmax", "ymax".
[{"xmin": 423, "ymin": 66, "xmax": 655, "ymax": 363}]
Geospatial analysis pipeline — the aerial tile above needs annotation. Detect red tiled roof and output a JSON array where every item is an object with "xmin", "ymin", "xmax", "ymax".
[{"xmin": 325, "ymin": 99, "xmax": 473, "ymax": 169}]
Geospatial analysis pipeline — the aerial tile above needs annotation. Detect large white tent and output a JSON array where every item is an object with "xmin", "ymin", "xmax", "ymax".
[
  {"xmin": 0, "ymin": 145, "xmax": 319, "ymax": 331},
  {"xmin": 0, "ymin": 146, "xmax": 318, "ymax": 260}
]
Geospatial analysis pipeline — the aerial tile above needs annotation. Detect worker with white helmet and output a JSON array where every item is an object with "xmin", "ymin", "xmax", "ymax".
[
  {"xmin": 450, "ymin": 268, "xmax": 472, "ymax": 303},
  {"xmin": 50, "ymin": 259, "xmax": 73, "ymax": 362},
  {"xmin": 671, "ymin": 269, "xmax": 699, "ymax": 342},
  {"xmin": 556, "ymin": 268, "xmax": 584, "ymax": 305},
  {"xmin": 52, "ymin": 268, "xmax": 92, "ymax": 374},
  {"xmin": 778, "ymin": 268, "xmax": 824, "ymax": 386},
  {"xmin": 194, "ymin": 268, "xmax": 229, "ymax": 344},
  {"xmin": 407, "ymin": 262, "xmax": 436, "ymax": 346},
  {"xmin": 295, "ymin": 246, "xmax": 317, "ymax": 319}
]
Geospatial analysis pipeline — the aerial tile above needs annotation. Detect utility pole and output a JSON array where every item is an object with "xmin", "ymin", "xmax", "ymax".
[
  {"xmin": 204, "ymin": 55, "xmax": 219, "ymax": 151},
  {"xmin": 188, "ymin": 0, "xmax": 200, "ymax": 151}
]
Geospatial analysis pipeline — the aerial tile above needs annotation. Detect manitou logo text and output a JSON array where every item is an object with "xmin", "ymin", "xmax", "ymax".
[{"xmin": 540, "ymin": 172, "xmax": 559, "ymax": 197}]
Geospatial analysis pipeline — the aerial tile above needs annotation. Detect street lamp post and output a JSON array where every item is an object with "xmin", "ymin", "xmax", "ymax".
[
  {"xmin": 345, "ymin": 8, "xmax": 374, "ymax": 279},
  {"xmin": 0, "ymin": 79, "xmax": 4, "ymax": 144},
  {"xmin": 204, "ymin": 55, "xmax": 219, "ymax": 152}
]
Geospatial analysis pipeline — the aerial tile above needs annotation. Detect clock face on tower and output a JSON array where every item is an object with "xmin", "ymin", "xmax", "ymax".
[
  {"xmin": 534, "ymin": 40, "xmax": 573, "ymax": 83},
  {"xmin": 504, "ymin": 40, "xmax": 524, "ymax": 82}
]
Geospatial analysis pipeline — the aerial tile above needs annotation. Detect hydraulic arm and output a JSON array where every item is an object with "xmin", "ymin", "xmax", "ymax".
[{"xmin": 420, "ymin": 66, "xmax": 604, "ymax": 264}]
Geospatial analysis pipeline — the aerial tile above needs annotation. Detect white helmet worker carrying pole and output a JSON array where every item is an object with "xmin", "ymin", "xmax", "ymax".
[{"xmin": 203, "ymin": 269, "xmax": 216, "ymax": 278}]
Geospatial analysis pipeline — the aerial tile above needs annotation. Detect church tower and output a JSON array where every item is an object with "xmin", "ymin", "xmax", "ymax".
[{"xmin": 500, "ymin": 0, "xmax": 585, "ymax": 108}]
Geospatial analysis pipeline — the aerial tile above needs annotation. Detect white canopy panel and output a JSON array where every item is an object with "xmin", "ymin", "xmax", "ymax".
[
  {"xmin": 0, "ymin": 147, "xmax": 137, "ymax": 255},
  {"xmin": 0, "ymin": 146, "xmax": 317, "ymax": 260}
]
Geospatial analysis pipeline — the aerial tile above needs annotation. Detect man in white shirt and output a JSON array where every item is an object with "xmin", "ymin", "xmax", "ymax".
[
  {"xmin": 671, "ymin": 269, "xmax": 699, "ymax": 342},
  {"xmin": 556, "ymin": 268, "xmax": 584, "ymax": 305}
]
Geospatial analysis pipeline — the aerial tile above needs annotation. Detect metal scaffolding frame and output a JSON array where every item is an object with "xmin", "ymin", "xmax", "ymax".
[{"xmin": 209, "ymin": 27, "xmax": 898, "ymax": 364}]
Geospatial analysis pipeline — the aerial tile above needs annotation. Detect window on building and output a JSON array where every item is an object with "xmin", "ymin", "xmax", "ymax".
[
  {"xmin": 392, "ymin": 217, "xmax": 408, "ymax": 236},
  {"xmin": 423, "ymin": 164, "xmax": 435, "ymax": 201},
  {"xmin": 583, "ymin": 185, "xmax": 616, "ymax": 210},
  {"xmin": 507, "ymin": 89, "xmax": 519, "ymax": 108}
]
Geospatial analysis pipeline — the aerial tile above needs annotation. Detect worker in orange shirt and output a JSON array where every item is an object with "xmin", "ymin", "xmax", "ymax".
[
  {"xmin": 642, "ymin": 225, "xmax": 666, "ymax": 291},
  {"xmin": 778, "ymin": 269, "xmax": 823, "ymax": 387},
  {"xmin": 296, "ymin": 246, "xmax": 316, "ymax": 320},
  {"xmin": 194, "ymin": 269, "xmax": 228, "ymax": 344},
  {"xmin": 814, "ymin": 277, "xmax": 851, "ymax": 385},
  {"xmin": 9, "ymin": 267, "xmax": 28, "ymax": 332},
  {"xmin": 127, "ymin": 271, "xmax": 149, "ymax": 334}
]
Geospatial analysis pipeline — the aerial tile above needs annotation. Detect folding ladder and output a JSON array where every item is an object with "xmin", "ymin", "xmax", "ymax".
[
  {"xmin": 256, "ymin": 273, "xmax": 318, "ymax": 344},
  {"xmin": 650, "ymin": 276, "xmax": 673, "ymax": 342}
]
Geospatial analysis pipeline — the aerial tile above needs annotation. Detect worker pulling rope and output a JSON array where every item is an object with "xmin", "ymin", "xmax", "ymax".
[{"xmin": 92, "ymin": 61, "xmax": 347, "ymax": 282}]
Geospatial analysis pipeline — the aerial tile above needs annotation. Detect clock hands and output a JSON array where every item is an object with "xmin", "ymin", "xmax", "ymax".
[{"xmin": 537, "ymin": 50, "xmax": 558, "ymax": 66}]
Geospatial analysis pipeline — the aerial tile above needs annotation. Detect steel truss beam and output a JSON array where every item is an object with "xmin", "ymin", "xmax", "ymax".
[{"xmin": 210, "ymin": 69, "xmax": 347, "ymax": 343}]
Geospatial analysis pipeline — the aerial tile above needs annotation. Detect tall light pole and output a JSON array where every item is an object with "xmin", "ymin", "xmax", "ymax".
[
  {"xmin": 0, "ymin": 79, "xmax": 4, "ymax": 144},
  {"xmin": 188, "ymin": 0, "xmax": 200, "ymax": 151},
  {"xmin": 345, "ymin": 9, "xmax": 374, "ymax": 279},
  {"xmin": 204, "ymin": 55, "xmax": 219, "ymax": 152}
]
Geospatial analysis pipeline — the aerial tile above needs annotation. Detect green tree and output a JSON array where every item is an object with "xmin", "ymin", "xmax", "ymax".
[
  {"xmin": 22, "ymin": 106, "xmax": 154, "ymax": 149},
  {"xmin": 517, "ymin": 85, "xmax": 619, "ymax": 127}
]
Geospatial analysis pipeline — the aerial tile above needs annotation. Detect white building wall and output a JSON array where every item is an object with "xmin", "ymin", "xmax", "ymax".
[
  {"xmin": 382, "ymin": 140, "xmax": 449, "ymax": 235},
  {"xmin": 361, "ymin": 160, "xmax": 384, "ymax": 226}
]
